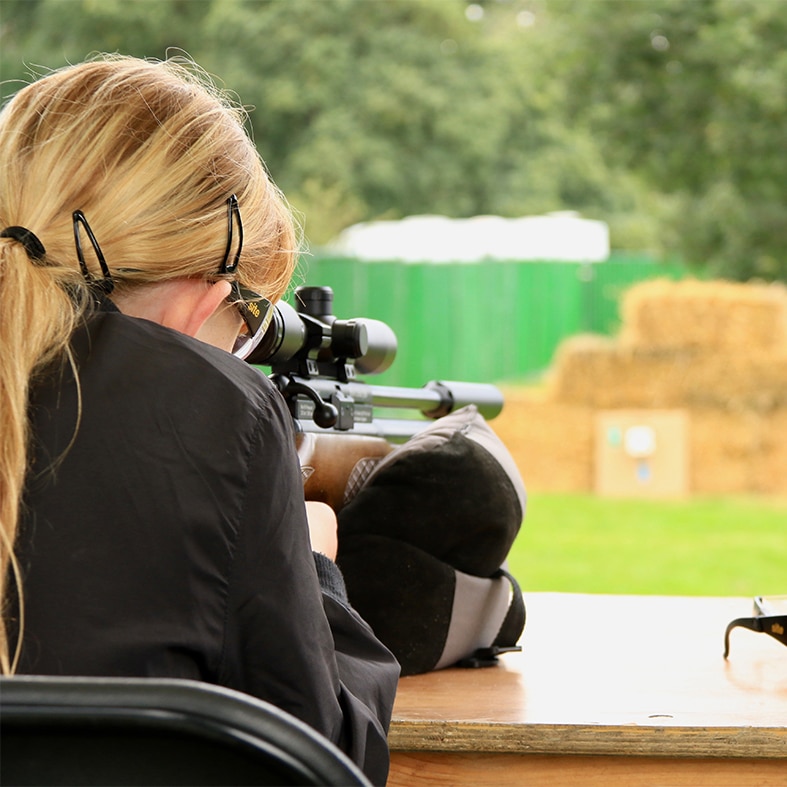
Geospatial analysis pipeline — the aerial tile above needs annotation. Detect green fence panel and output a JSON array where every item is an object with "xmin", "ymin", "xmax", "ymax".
[{"xmin": 294, "ymin": 255, "xmax": 687, "ymax": 387}]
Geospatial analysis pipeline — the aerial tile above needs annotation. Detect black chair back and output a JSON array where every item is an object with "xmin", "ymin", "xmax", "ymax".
[{"xmin": 0, "ymin": 675, "xmax": 372, "ymax": 786}]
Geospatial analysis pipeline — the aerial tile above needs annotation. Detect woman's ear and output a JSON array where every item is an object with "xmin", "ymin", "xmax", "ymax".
[
  {"xmin": 179, "ymin": 280, "xmax": 232, "ymax": 338},
  {"xmin": 111, "ymin": 278, "xmax": 234, "ymax": 344}
]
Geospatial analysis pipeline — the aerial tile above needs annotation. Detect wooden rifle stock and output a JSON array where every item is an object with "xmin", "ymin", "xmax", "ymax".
[
  {"xmin": 287, "ymin": 380, "xmax": 504, "ymax": 510},
  {"xmin": 296, "ymin": 431, "xmax": 393, "ymax": 512}
]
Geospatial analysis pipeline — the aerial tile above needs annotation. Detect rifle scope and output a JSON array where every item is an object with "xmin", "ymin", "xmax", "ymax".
[
  {"xmin": 246, "ymin": 286, "xmax": 397, "ymax": 377},
  {"xmin": 246, "ymin": 285, "xmax": 503, "ymax": 433}
]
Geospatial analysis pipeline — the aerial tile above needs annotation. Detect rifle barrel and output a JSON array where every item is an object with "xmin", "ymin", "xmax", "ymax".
[
  {"xmin": 291, "ymin": 377, "xmax": 504, "ymax": 438},
  {"xmin": 370, "ymin": 380, "xmax": 503, "ymax": 420}
]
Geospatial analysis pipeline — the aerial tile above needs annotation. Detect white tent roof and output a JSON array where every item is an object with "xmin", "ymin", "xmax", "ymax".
[{"xmin": 323, "ymin": 212, "xmax": 609, "ymax": 263}]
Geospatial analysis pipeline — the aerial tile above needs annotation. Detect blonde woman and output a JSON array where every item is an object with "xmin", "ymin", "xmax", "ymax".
[{"xmin": 0, "ymin": 55, "xmax": 397, "ymax": 785}]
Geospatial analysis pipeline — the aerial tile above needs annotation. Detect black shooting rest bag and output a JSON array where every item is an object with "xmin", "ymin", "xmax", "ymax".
[{"xmin": 336, "ymin": 405, "xmax": 527, "ymax": 676}]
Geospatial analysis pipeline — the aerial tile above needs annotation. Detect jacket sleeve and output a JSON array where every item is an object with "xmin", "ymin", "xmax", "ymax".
[{"xmin": 217, "ymin": 386, "xmax": 400, "ymax": 786}]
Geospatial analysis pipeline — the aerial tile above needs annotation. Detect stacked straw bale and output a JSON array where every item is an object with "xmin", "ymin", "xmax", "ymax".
[
  {"xmin": 492, "ymin": 387, "xmax": 594, "ymax": 493},
  {"xmin": 549, "ymin": 279, "xmax": 787, "ymax": 413},
  {"xmin": 548, "ymin": 335, "xmax": 787, "ymax": 412},
  {"xmin": 619, "ymin": 278, "xmax": 787, "ymax": 354},
  {"xmin": 494, "ymin": 278, "xmax": 787, "ymax": 495},
  {"xmin": 690, "ymin": 409, "xmax": 787, "ymax": 495}
]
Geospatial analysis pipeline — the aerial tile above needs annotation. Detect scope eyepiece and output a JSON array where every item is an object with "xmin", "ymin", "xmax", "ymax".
[{"xmin": 245, "ymin": 300, "xmax": 306, "ymax": 365}]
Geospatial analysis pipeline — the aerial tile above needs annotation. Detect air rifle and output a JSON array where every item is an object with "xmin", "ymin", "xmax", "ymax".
[{"xmin": 246, "ymin": 286, "xmax": 504, "ymax": 509}]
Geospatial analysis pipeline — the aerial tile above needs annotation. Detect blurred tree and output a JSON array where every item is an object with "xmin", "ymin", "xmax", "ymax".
[
  {"xmin": 200, "ymin": 0, "xmax": 635, "ymax": 245},
  {"xmin": 200, "ymin": 0, "xmax": 511, "ymax": 235},
  {"xmin": 0, "ymin": 0, "xmax": 215, "ymax": 96},
  {"xmin": 553, "ymin": 0, "xmax": 787, "ymax": 279},
  {"xmin": 1, "ymin": 0, "xmax": 633, "ymax": 247},
  {"xmin": 7, "ymin": 0, "xmax": 782, "ymax": 278}
]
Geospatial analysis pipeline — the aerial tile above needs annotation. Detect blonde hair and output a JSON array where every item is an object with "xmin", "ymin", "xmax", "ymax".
[{"xmin": 0, "ymin": 55, "xmax": 298, "ymax": 673}]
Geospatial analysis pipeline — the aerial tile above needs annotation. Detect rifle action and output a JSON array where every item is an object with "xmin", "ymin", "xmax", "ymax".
[{"xmin": 246, "ymin": 285, "xmax": 505, "ymax": 508}]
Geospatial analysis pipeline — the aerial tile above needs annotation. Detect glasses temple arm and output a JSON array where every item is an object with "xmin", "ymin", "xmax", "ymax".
[{"xmin": 723, "ymin": 617, "xmax": 764, "ymax": 660}]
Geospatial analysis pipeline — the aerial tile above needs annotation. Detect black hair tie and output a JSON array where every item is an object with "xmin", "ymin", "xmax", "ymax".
[{"xmin": 1, "ymin": 225, "xmax": 47, "ymax": 262}]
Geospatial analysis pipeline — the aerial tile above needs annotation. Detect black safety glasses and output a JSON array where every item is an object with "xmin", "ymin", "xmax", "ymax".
[
  {"xmin": 219, "ymin": 194, "xmax": 274, "ymax": 359},
  {"xmin": 723, "ymin": 596, "xmax": 787, "ymax": 659},
  {"xmin": 225, "ymin": 280, "xmax": 274, "ymax": 359}
]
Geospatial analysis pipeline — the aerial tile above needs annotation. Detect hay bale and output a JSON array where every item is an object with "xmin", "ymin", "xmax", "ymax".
[
  {"xmin": 620, "ymin": 278, "xmax": 787, "ymax": 353},
  {"xmin": 548, "ymin": 332, "xmax": 787, "ymax": 412},
  {"xmin": 548, "ymin": 334, "xmax": 698, "ymax": 409},
  {"xmin": 752, "ymin": 410, "xmax": 787, "ymax": 495},
  {"xmin": 545, "ymin": 334, "xmax": 616, "ymax": 406},
  {"xmin": 492, "ymin": 387, "xmax": 593, "ymax": 493},
  {"xmin": 690, "ymin": 409, "xmax": 787, "ymax": 495},
  {"xmin": 493, "ymin": 385, "xmax": 787, "ymax": 496},
  {"xmin": 511, "ymin": 278, "xmax": 787, "ymax": 496},
  {"xmin": 681, "ymin": 353, "xmax": 787, "ymax": 412}
]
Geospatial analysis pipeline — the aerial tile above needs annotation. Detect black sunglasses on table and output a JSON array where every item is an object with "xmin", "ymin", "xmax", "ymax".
[{"xmin": 723, "ymin": 596, "xmax": 787, "ymax": 659}]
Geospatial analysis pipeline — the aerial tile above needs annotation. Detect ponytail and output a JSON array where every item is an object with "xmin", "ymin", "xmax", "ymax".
[{"xmin": 0, "ymin": 231, "xmax": 91, "ymax": 673}]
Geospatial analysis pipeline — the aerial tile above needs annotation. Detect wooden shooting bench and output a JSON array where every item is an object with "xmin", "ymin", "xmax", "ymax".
[{"xmin": 387, "ymin": 593, "xmax": 787, "ymax": 787}]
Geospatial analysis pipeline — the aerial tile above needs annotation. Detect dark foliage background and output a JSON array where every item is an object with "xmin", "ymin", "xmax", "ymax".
[{"xmin": 2, "ymin": 0, "xmax": 784, "ymax": 280}]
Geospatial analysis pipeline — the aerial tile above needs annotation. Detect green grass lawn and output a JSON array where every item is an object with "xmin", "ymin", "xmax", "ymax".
[{"xmin": 507, "ymin": 493, "xmax": 786, "ymax": 597}]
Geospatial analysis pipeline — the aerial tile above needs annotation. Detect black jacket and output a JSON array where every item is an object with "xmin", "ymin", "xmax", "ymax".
[{"xmin": 16, "ymin": 305, "xmax": 399, "ymax": 785}]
